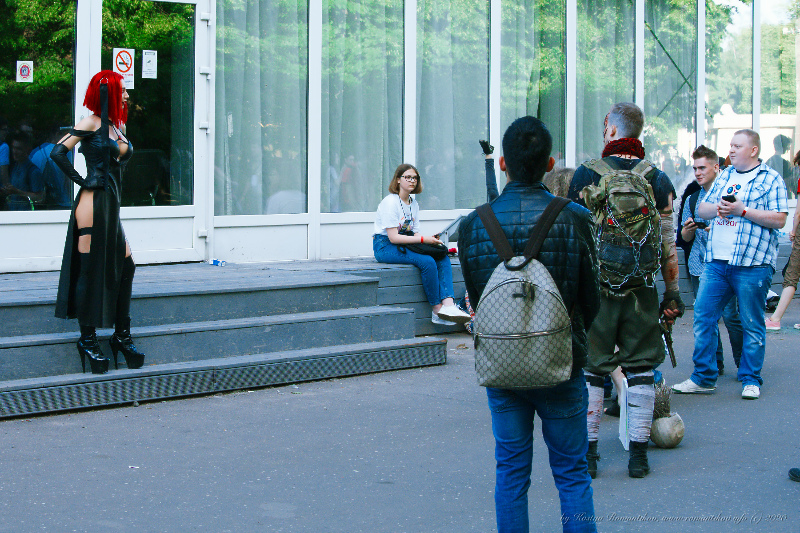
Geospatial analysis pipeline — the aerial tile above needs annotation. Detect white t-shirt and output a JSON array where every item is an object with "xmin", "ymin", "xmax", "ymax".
[
  {"xmin": 711, "ymin": 166, "xmax": 759, "ymax": 261},
  {"xmin": 373, "ymin": 194, "xmax": 420, "ymax": 236}
]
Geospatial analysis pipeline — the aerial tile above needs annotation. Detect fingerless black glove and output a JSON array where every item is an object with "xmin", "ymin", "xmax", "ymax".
[{"xmin": 660, "ymin": 290, "xmax": 685, "ymax": 318}]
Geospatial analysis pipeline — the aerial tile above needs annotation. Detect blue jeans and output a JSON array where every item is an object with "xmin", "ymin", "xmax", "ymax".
[
  {"xmin": 373, "ymin": 234, "xmax": 454, "ymax": 305},
  {"xmin": 690, "ymin": 260, "xmax": 773, "ymax": 388},
  {"xmin": 690, "ymin": 274, "xmax": 743, "ymax": 367},
  {"xmin": 487, "ymin": 373, "xmax": 596, "ymax": 533}
]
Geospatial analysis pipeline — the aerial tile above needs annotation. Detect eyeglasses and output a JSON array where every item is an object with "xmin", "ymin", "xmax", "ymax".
[{"xmin": 401, "ymin": 175, "xmax": 419, "ymax": 182}]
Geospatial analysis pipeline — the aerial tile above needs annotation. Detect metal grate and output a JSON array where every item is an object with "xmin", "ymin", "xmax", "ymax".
[
  {"xmin": 0, "ymin": 371, "xmax": 215, "ymax": 417},
  {"xmin": 0, "ymin": 343, "xmax": 446, "ymax": 418},
  {"xmin": 214, "ymin": 344, "xmax": 446, "ymax": 391}
]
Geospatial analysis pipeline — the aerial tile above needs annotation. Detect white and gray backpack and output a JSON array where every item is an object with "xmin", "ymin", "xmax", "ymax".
[{"xmin": 473, "ymin": 198, "xmax": 573, "ymax": 389}]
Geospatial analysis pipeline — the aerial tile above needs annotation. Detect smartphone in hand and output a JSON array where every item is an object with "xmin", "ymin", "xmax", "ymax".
[{"xmin": 722, "ymin": 194, "xmax": 736, "ymax": 203}]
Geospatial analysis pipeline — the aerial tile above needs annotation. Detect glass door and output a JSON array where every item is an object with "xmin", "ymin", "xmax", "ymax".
[
  {"xmin": 100, "ymin": 0, "xmax": 196, "ymax": 208},
  {"xmin": 93, "ymin": 0, "xmax": 208, "ymax": 265}
]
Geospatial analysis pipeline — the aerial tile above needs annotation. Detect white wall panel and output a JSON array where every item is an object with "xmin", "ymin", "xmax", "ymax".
[
  {"xmin": 213, "ymin": 225, "xmax": 309, "ymax": 262},
  {"xmin": 320, "ymin": 222, "xmax": 375, "ymax": 258}
]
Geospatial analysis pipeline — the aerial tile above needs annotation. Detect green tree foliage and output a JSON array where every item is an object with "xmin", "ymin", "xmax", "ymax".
[
  {"xmin": 0, "ymin": 0, "xmax": 193, "ymax": 143},
  {"xmin": 501, "ymin": 0, "xmax": 566, "ymax": 156},
  {"xmin": 0, "ymin": 0, "xmax": 76, "ymax": 134},
  {"xmin": 760, "ymin": 23, "xmax": 796, "ymax": 115},
  {"xmin": 100, "ymin": 0, "xmax": 194, "ymax": 151}
]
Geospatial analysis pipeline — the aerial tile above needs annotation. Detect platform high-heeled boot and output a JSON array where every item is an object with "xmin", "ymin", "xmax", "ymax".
[
  {"xmin": 110, "ymin": 317, "xmax": 145, "ymax": 369},
  {"xmin": 110, "ymin": 256, "xmax": 145, "ymax": 369},
  {"xmin": 77, "ymin": 326, "xmax": 110, "ymax": 374},
  {"xmin": 75, "ymin": 248, "xmax": 110, "ymax": 374}
]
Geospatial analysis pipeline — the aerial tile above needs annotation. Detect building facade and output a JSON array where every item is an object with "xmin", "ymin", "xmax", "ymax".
[{"xmin": 1, "ymin": 0, "xmax": 797, "ymax": 272}]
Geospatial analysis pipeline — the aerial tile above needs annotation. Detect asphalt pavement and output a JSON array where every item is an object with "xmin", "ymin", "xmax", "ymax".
[{"xmin": 1, "ymin": 305, "xmax": 799, "ymax": 533}]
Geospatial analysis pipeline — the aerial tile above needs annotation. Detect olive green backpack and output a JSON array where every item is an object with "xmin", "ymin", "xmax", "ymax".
[{"xmin": 581, "ymin": 157, "xmax": 662, "ymax": 291}]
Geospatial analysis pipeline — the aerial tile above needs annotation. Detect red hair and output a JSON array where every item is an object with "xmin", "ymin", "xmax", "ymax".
[{"xmin": 83, "ymin": 70, "xmax": 128, "ymax": 127}]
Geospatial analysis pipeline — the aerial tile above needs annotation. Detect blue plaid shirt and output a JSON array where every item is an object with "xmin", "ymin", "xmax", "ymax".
[
  {"xmin": 681, "ymin": 189, "xmax": 712, "ymax": 277},
  {"xmin": 702, "ymin": 161, "xmax": 788, "ymax": 268}
]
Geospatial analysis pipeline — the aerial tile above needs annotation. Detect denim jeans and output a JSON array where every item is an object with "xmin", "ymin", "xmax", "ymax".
[
  {"xmin": 373, "ymin": 234, "xmax": 454, "ymax": 305},
  {"xmin": 690, "ymin": 260, "xmax": 773, "ymax": 388},
  {"xmin": 690, "ymin": 274, "xmax": 743, "ymax": 367},
  {"xmin": 487, "ymin": 372, "xmax": 596, "ymax": 533}
]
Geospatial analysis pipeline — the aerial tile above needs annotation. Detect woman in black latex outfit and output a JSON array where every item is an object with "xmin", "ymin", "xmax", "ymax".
[{"xmin": 50, "ymin": 70, "xmax": 145, "ymax": 374}]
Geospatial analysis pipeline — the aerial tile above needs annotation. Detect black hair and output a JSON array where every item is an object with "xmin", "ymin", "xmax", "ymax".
[{"xmin": 501, "ymin": 116, "xmax": 552, "ymax": 184}]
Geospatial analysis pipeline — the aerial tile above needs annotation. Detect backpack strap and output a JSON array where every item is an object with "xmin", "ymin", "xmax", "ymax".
[
  {"xmin": 630, "ymin": 159, "xmax": 655, "ymax": 178},
  {"xmin": 583, "ymin": 158, "xmax": 615, "ymax": 177},
  {"xmin": 523, "ymin": 197, "xmax": 571, "ymax": 260},
  {"xmin": 476, "ymin": 197, "xmax": 571, "ymax": 265},
  {"xmin": 476, "ymin": 203, "xmax": 514, "ymax": 261},
  {"xmin": 688, "ymin": 189, "xmax": 701, "ymax": 220}
]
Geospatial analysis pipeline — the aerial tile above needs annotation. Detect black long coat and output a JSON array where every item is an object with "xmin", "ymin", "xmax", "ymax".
[{"xmin": 54, "ymin": 128, "xmax": 131, "ymax": 328}]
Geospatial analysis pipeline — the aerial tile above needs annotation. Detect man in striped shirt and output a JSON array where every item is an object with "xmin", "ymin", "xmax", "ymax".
[{"xmin": 673, "ymin": 129, "xmax": 788, "ymax": 400}]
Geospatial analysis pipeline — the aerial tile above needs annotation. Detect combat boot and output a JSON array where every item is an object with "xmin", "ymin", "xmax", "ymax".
[
  {"xmin": 586, "ymin": 441, "xmax": 600, "ymax": 478},
  {"xmin": 628, "ymin": 440, "xmax": 650, "ymax": 478}
]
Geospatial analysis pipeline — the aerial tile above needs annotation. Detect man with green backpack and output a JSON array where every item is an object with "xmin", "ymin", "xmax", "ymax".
[{"xmin": 567, "ymin": 102, "xmax": 684, "ymax": 479}]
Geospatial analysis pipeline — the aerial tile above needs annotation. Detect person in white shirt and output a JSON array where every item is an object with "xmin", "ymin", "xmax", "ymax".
[
  {"xmin": 373, "ymin": 163, "xmax": 470, "ymax": 325},
  {"xmin": 673, "ymin": 129, "xmax": 788, "ymax": 400}
]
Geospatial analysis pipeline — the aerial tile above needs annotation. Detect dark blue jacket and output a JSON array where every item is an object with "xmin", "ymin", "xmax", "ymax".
[{"xmin": 458, "ymin": 180, "xmax": 600, "ymax": 373}]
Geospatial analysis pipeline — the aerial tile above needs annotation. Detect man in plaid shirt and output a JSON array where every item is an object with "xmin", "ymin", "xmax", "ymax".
[{"xmin": 673, "ymin": 129, "xmax": 788, "ymax": 400}]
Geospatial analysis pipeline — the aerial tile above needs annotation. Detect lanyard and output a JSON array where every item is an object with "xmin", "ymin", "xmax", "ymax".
[{"xmin": 399, "ymin": 196, "xmax": 413, "ymax": 222}]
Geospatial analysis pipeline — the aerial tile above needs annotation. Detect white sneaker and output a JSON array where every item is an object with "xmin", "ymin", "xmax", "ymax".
[
  {"xmin": 431, "ymin": 312, "xmax": 452, "ymax": 326},
  {"xmin": 672, "ymin": 378, "xmax": 716, "ymax": 394},
  {"xmin": 742, "ymin": 384, "xmax": 760, "ymax": 400},
  {"xmin": 436, "ymin": 305, "xmax": 472, "ymax": 324}
]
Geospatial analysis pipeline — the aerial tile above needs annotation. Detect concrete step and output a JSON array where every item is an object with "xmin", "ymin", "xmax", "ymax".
[
  {"xmin": 0, "ymin": 268, "xmax": 379, "ymax": 337},
  {"xmin": 344, "ymin": 260, "xmax": 467, "ymax": 335},
  {"xmin": 0, "ymin": 306, "xmax": 414, "ymax": 381},
  {"xmin": 0, "ymin": 336, "xmax": 448, "ymax": 418}
]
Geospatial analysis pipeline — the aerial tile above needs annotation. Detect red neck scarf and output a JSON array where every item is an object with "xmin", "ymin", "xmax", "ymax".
[{"xmin": 602, "ymin": 138, "xmax": 645, "ymax": 159}]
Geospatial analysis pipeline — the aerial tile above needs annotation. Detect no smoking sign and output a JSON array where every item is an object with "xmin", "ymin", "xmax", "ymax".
[{"xmin": 112, "ymin": 48, "xmax": 135, "ymax": 89}]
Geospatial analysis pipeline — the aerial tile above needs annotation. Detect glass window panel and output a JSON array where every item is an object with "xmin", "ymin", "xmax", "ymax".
[
  {"xmin": 760, "ymin": 0, "xmax": 797, "ymax": 198},
  {"xmin": 215, "ymin": 0, "xmax": 308, "ymax": 216},
  {"xmin": 321, "ymin": 0, "xmax": 404, "ymax": 213},
  {"xmin": 501, "ymin": 0, "xmax": 566, "ymax": 168},
  {"xmin": 576, "ymin": 0, "xmax": 635, "ymax": 163},
  {"xmin": 705, "ymin": 0, "xmax": 752, "ymax": 157},
  {"xmin": 0, "ymin": 0, "xmax": 76, "ymax": 212},
  {"xmin": 101, "ymin": 0, "xmax": 195, "ymax": 207},
  {"xmin": 644, "ymin": 0, "xmax": 698, "ymax": 193},
  {"xmin": 416, "ymin": 0, "xmax": 489, "ymax": 210}
]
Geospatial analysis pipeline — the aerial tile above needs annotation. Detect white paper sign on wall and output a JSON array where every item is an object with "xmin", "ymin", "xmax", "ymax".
[
  {"xmin": 142, "ymin": 50, "xmax": 157, "ymax": 79},
  {"xmin": 16, "ymin": 61, "xmax": 33, "ymax": 83},
  {"xmin": 113, "ymin": 48, "xmax": 135, "ymax": 89}
]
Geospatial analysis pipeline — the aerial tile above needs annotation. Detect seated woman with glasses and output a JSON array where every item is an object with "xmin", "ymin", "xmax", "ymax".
[{"xmin": 373, "ymin": 163, "xmax": 471, "ymax": 325}]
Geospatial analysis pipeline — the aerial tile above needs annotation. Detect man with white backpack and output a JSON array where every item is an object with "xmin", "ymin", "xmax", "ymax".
[{"xmin": 459, "ymin": 117, "xmax": 600, "ymax": 532}]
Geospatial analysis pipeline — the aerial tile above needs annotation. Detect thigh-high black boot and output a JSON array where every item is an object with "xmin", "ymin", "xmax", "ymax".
[
  {"xmin": 76, "ymin": 245, "xmax": 110, "ymax": 374},
  {"xmin": 110, "ymin": 256, "xmax": 145, "ymax": 369}
]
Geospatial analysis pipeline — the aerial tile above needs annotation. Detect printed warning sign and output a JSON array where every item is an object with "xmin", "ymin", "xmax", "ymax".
[
  {"xmin": 142, "ymin": 50, "xmax": 157, "ymax": 79},
  {"xmin": 113, "ymin": 48, "xmax": 135, "ymax": 89},
  {"xmin": 16, "ymin": 61, "xmax": 33, "ymax": 83}
]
